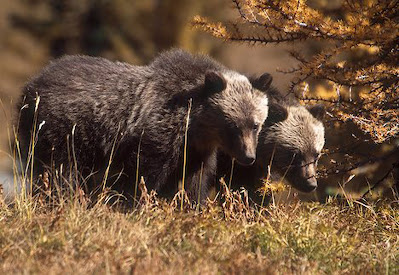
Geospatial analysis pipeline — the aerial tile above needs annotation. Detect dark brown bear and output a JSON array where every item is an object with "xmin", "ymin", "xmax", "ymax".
[
  {"xmin": 218, "ymin": 76, "xmax": 325, "ymax": 204},
  {"xmin": 18, "ymin": 49, "xmax": 271, "ymax": 203}
]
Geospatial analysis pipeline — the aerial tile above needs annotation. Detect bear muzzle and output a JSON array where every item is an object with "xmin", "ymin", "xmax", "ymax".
[
  {"xmin": 296, "ymin": 177, "xmax": 317, "ymax": 192},
  {"xmin": 236, "ymin": 154, "xmax": 256, "ymax": 166}
]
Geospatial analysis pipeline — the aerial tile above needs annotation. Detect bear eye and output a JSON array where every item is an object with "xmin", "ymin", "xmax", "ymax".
[
  {"xmin": 293, "ymin": 153, "xmax": 302, "ymax": 163},
  {"xmin": 230, "ymin": 123, "xmax": 240, "ymax": 134},
  {"xmin": 253, "ymin": 123, "xmax": 259, "ymax": 132}
]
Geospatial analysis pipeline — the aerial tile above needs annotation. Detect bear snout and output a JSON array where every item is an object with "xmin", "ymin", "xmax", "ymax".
[
  {"xmin": 235, "ymin": 143, "xmax": 256, "ymax": 165},
  {"xmin": 305, "ymin": 176, "xmax": 318, "ymax": 191},
  {"xmin": 235, "ymin": 133, "xmax": 257, "ymax": 166},
  {"xmin": 293, "ymin": 175, "xmax": 317, "ymax": 193},
  {"xmin": 236, "ymin": 154, "xmax": 256, "ymax": 166}
]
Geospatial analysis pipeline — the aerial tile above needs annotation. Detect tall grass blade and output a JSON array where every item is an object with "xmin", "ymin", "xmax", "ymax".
[{"xmin": 181, "ymin": 99, "xmax": 192, "ymax": 211}]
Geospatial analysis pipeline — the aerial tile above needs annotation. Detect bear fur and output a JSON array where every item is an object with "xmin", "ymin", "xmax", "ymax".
[
  {"xmin": 217, "ymin": 78, "xmax": 325, "ymax": 203},
  {"xmin": 18, "ymin": 49, "xmax": 271, "ymax": 203}
]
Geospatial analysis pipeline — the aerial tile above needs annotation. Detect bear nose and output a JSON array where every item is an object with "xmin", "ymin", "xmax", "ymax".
[
  {"xmin": 298, "ymin": 177, "xmax": 317, "ymax": 192},
  {"xmin": 237, "ymin": 155, "xmax": 255, "ymax": 166},
  {"xmin": 307, "ymin": 177, "xmax": 317, "ymax": 188},
  {"xmin": 296, "ymin": 180, "xmax": 317, "ymax": 193}
]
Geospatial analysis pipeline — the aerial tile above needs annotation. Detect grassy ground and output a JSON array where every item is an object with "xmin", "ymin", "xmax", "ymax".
[{"xmin": 0, "ymin": 184, "xmax": 398, "ymax": 275}]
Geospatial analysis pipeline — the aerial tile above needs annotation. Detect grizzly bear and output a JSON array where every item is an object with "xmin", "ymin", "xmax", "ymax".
[
  {"xmin": 18, "ymin": 49, "xmax": 271, "ymax": 203},
  {"xmin": 217, "ymin": 77, "xmax": 325, "ymax": 203}
]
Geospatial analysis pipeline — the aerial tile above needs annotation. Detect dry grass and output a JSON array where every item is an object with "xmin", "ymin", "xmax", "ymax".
[
  {"xmin": 1, "ymin": 72, "xmax": 398, "ymax": 275},
  {"xmin": 0, "ymin": 182, "xmax": 398, "ymax": 274}
]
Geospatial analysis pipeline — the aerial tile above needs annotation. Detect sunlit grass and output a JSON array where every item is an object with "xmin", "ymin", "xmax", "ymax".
[
  {"xmin": 1, "ymin": 185, "xmax": 398, "ymax": 274},
  {"xmin": 1, "ymin": 95, "xmax": 398, "ymax": 274}
]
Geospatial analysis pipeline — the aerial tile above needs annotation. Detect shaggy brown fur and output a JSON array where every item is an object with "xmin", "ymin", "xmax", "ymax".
[
  {"xmin": 18, "ymin": 49, "xmax": 270, "ymax": 203},
  {"xmin": 217, "ymin": 79, "xmax": 325, "ymax": 204}
]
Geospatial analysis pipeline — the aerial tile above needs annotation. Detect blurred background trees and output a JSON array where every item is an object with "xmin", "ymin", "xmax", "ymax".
[
  {"xmin": 1, "ymin": 0, "xmax": 397, "ymax": 201},
  {"xmin": 7, "ymin": 0, "xmax": 223, "ymax": 62}
]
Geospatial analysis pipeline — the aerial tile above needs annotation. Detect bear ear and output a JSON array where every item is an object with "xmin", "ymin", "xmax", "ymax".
[
  {"xmin": 307, "ymin": 104, "xmax": 325, "ymax": 120},
  {"xmin": 204, "ymin": 71, "xmax": 227, "ymax": 95},
  {"xmin": 252, "ymin": 73, "xmax": 273, "ymax": 91},
  {"xmin": 267, "ymin": 103, "xmax": 288, "ymax": 125}
]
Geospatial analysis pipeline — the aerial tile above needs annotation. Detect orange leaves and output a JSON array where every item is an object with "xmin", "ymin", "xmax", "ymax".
[
  {"xmin": 192, "ymin": 16, "xmax": 231, "ymax": 40},
  {"xmin": 194, "ymin": 0, "xmax": 399, "ymax": 143}
]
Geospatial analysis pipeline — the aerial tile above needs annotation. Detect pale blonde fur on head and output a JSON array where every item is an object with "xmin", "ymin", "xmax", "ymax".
[
  {"xmin": 210, "ymin": 71, "xmax": 269, "ymax": 127},
  {"xmin": 265, "ymin": 105, "xmax": 325, "ymax": 154}
]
